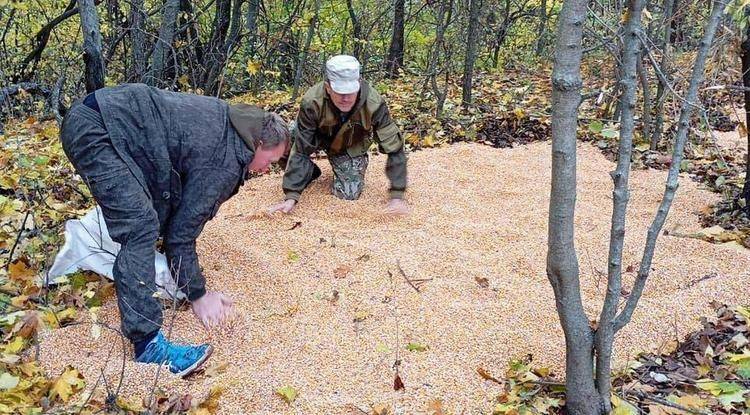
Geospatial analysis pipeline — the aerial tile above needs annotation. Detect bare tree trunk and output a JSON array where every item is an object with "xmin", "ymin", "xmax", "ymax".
[
  {"xmin": 346, "ymin": 0, "xmax": 363, "ymax": 60},
  {"xmin": 128, "ymin": 0, "xmax": 146, "ymax": 82},
  {"xmin": 612, "ymin": 0, "xmax": 729, "ymax": 335},
  {"xmin": 77, "ymin": 0, "xmax": 106, "ymax": 92},
  {"xmin": 292, "ymin": 0, "xmax": 321, "ymax": 100},
  {"xmin": 385, "ymin": 0, "xmax": 405, "ymax": 78},
  {"xmin": 146, "ymin": 0, "xmax": 180, "ymax": 87},
  {"xmin": 650, "ymin": 0, "xmax": 675, "ymax": 149},
  {"xmin": 202, "ymin": 0, "xmax": 232, "ymax": 95},
  {"xmin": 594, "ymin": 0, "xmax": 645, "ymax": 409},
  {"xmin": 637, "ymin": 53, "xmax": 653, "ymax": 147},
  {"xmin": 246, "ymin": 0, "xmax": 260, "ymax": 55},
  {"xmin": 461, "ymin": 0, "xmax": 481, "ymax": 108},
  {"xmin": 419, "ymin": 0, "xmax": 452, "ymax": 111},
  {"xmin": 535, "ymin": 0, "xmax": 548, "ymax": 55},
  {"xmin": 491, "ymin": 0, "xmax": 511, "ymax": 68},
  {"xmin": 547, "ymin": 0, "xmax": 601, "ymax": 412},
  {"xmin": 741, "ymin": 10, "xmax": 750, "ymax": 212}
]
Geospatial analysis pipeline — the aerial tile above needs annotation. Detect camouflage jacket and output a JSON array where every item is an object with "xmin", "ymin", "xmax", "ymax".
[{"xmin": 282, "ymin": 80, "xmax": 407, "ymax": 201}]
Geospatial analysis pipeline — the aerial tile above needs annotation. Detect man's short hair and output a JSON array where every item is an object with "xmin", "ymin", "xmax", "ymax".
[{"xmin": 260, "ymin": 112, "xmax": 290, "ymax": 149}]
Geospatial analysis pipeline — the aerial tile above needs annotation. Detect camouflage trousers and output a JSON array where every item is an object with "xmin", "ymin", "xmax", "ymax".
[{"xmin": 328, "ymin": 153, "xmax": 369, "ymax": 200}]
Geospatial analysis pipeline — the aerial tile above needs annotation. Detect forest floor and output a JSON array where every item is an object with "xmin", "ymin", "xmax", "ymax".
[
  {"xmin": 2, "ymin": 69, "xmax": 748, "ymax": 413},
  {"xmin": 36, "ymin": 140, "xmax": 750, "ymax": 414}
]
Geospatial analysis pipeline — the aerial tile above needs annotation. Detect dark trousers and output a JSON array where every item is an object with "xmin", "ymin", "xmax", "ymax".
[{"xmin": 60, "ymin": 103, "xmax": 162, "ymax": 344}]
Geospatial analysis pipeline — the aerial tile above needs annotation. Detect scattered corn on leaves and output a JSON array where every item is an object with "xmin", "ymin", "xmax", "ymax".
[
  {"xmin": 276, "ymin": 385, "xmax": 298, "ymax": 404},
  {"xmin": 492, "ymin": 356, "xmax": 565, "ymax": 415},
  {"xmin": 48, "ymin": 366, "xmax": 85, "ymax": 403}
]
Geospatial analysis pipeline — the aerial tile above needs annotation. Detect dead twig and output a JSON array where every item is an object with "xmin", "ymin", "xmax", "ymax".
[{"xmin": 396, "ymin": 259, "xmax": 429, "ymax": 293}]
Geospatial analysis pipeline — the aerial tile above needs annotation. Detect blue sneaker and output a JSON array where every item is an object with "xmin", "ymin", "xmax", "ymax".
[{"xmin": 135, "ymin": 332, "xmax": 213, "ymax": 377}]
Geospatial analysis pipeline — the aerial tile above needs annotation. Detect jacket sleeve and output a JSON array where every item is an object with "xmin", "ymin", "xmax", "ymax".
[
  {"xmin": 371, "ymin": 101, "xmax": 407, "ymax": 199},
  {"xmin": 163, "ymin": 168, "xmax": 237, "ymax": 301},
  {"xmin": 282, "ymin": 99, "xmax": 321, "ymax": 201}
]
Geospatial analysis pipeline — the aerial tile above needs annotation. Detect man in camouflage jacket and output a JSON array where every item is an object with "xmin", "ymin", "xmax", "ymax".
[{"xmin": 268, "ymin": 55, "xmax": 409, "ymax": 215}]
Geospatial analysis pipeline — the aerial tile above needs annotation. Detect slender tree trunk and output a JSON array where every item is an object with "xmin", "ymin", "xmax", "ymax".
[
  {"xmin": 346, "ymin": 0, "xmax": 363, "ymax": 60},
  {"xmin": 146, "ymin": 0, "xmax": 180, "ymax": 87},
  {"xmin": 461, "ymin": 0, "xmax": 481, "ymax": 108},
  {"xmin": 292, "ymin": 0, "xmax": 321, "ymax": 100},
  {"xmin": 491, "ymin": 0, "xmax": 511, "ymax": 68},
  {"xmin": 202, "ymin": 0, "xmax": 232, "ymax": 95},
  {"xmin": 741, "ymin": 10, "xmax": 750, "ymax": 212},
  {"xmin": 128, "ymin": 0, "xmax": 146, "ymax": 82},
  {"xmin": 535, "ymin": 0, "xmax": 548, "ymax": 55},
  {"xmin": 651, "ymin": 0, "xmax": 675, "ymax": 149},
  {"xmin": 246, "ymin": 0, "xmax": 260, "ymax": 55},
  {"xmin": 385, "ymin": 0, "xmax": 405, "ymax": 78},
  {"xmin": 547, "ymin": 0, "xmax": 601, "ymax": 411},
  {"xmin": 77, "ymin": 0, "xmax": 106, "ymax": 92},
  {"xmin": 613, "ymin": 0, "xmax": 728, "ymax": 332},
  {"xmin": 637, "ymin": 53, "xmax": 653, "ymax": 146},
  {"xmin": 594, "ymin": 0, "xmax": 645, "ymax": 410},
  {"xmin": 419, "ymin": 0, "xmax": 451, "ymax": 107}
]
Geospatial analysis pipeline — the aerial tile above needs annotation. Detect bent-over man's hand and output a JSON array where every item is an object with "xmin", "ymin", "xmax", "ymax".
[
  {"xmin": 191, "ymin": 291, "xmax": 235, "ymax": 328},
  {"xmin": 267, "ymin": 199, "xmax": 296, "ymax": 215},
  {"xmin": 384, "ymin": 198, "xmax": 410, "ymax": 215}
]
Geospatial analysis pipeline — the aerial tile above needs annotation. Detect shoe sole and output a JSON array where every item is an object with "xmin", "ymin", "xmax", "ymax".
[{"xmin": 176, "ymin": 344, "xmax": 214, "ymax": 378}]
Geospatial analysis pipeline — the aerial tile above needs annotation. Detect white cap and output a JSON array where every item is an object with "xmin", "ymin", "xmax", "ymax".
[{"xmin": 325, "ymin": 55, "xmax": 361, "ymax": 94}]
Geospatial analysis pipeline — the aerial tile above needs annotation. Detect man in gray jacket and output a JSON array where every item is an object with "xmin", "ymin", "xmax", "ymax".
[{"xmin": 60, "ymin": 84, "xmax": 289, "ymax": 376}]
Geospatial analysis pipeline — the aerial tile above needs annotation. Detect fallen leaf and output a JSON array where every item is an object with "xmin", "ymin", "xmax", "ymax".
[
  {"xmin": 475, "ymin": 276, "xmax": 489, "ymax": 288},
  {"xmin": 427, "ymin": 398, "xmax": 446, "ymax": 415},
  {"xmin": 334, "ymin": 265, "xmax": 352, "ymax": 278},
  {"xmin": 49, "ymin": 366, "xmax": 85, "ymax": 403},
  {"xmin": 406, "ymin": 342, "xmax": 427, "ymax": 352},
  {"xmin": 287, "ymin": 250, "xmax": 300, "ymax": 262},
  {"xmin": 275, "ymin": 385, "xmax": 298, "ymax": 404},
  {"xmin": 0, "ymin": 373, "xmax": 19, "ymax": 390},
  {"xmin": 393, "ymin": 373, "xmax": 404, "ymax": 391},
  {"xmin": 204, "ymin": 361, "xmax": 229, "ymax": 378},
  {"xmin": 8, "ymin": 259, "xmax": 34, "ymax": 282},
  {"xmin": 353, "ymin": 309, "xmax": 370, "ymax": 322},
  {"xmin": 610, "ymin": 394, "xmax": 638, "ymax": 415},
  {"xmin": 373, "ymin": 403, "xmax": 392, "ymax": 415}
]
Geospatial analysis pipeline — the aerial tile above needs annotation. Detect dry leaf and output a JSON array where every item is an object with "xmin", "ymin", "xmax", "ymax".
[
  {"xmin": 334, "ymin": 265, "xmax": 352, "ymax": 278},
  {"xmin": 427, "ymin": 398, "xmax": 446, "ymax": 415},
  {"xmin": 393, "ymin": 373, "xmax": 404, "ymax": 391},
  {"xmin": 372, "ymin": 403, "xmax": 392, "ymax": 415}
]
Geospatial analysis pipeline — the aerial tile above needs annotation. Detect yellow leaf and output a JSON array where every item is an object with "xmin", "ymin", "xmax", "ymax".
[
  {"xmin": 4, "ymin": 337, "xmax": 24, "ymax": 354},
  {"xmin": 513, "ymin": 107, "xmax": 525, "ymax": 119},
  {"xmin": 670, "ymin": 394, "xmax": 706, "ymax": 409},
  {"xmin": 49, "ymin": 366, "xmax": 85, "ymax": 403},
  {"xmin": 423, "ymin": 134, "xmax": 435, "ymax": 148},
  {"xmin": 276, "ymin": 385, "xmax": 298, "ymax": 403},
  {"xmin": 611, "ymin": 395, "xmax": 638, "ymax": 415},
  {"xmin": 246, "ymin": 60, "xmax": 261, "ymax": 75},
  {"xmin": 116, "ymin": 396, "xmax": 144, "ymax": 411}
]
